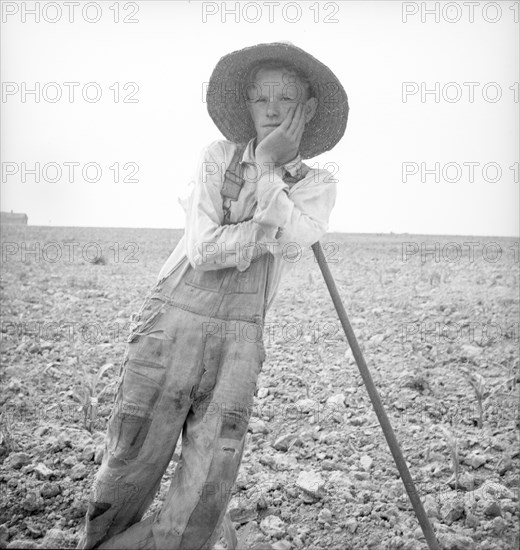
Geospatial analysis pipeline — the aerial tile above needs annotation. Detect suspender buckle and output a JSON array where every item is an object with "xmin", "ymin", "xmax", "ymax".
[{"xmin": 221, "ymin": 166, "xmax": 245, "ymax": 201}]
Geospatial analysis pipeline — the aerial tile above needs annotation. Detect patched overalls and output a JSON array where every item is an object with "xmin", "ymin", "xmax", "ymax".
[{"xmin": 78, "ymin": 145, "xmax": 305, "ymax": 550}]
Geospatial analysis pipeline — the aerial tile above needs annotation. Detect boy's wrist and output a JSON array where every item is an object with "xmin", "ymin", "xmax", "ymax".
[
  {"xmin": 256, "ymin": 168, "xmax": 287, "ymax": 199},
  {"xmin": 256, "ymin": 159, "xmax": 286, "ymax": 187},
  {"xmin": 255, "ymin": 154, "xmax": 276, "ymax": 175}
]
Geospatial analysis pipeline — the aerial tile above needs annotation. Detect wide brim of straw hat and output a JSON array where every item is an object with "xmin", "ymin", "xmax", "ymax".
[{"xmin": 206, "ymin": 42, "xmax": 349, "ymax": 159}]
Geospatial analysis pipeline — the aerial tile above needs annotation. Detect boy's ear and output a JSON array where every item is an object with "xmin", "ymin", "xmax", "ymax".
[{"xmin": 304, "ymin": 97, "xmax": 318, "ymax": 123}]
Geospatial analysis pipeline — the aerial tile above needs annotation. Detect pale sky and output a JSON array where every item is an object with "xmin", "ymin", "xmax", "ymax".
[{"xmin": 1, "ymin": 0, "xmax": 519, "ymax": 236}]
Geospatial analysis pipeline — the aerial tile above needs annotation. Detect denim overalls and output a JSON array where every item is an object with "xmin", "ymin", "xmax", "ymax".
[{"xmin": 79, "ymin": 145, "xmax": 296, "ymax": 550}]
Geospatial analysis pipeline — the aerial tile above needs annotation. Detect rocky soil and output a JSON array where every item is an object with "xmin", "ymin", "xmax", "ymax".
[{"xmin": 0, "ymin": 226, "xmax": 518, "ymax": 549}]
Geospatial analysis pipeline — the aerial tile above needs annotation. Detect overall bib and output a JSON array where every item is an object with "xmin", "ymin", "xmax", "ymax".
[{"xmin": 79, "ymin": 145, "xmax": 280, "ymax": 550}]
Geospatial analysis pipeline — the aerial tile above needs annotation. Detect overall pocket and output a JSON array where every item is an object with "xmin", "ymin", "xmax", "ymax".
[
  {"xmin": 107, "ymin": 337, "xmax": 171, "ymax": 463},
  {"xmin": 225, "ymin": 253, "xmax": 264, "ymax": 295},
  {"xmin": 127, "ymin": 296, "xmax": 165, "ymax": 343},
  {"xmin": 183, "ymin": 266, "xmax": 226, "ymax": 293}
]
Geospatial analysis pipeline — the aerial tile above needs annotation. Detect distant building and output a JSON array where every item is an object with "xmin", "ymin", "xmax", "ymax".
[{"xmin": 0, "ymin": 211, "xmax": 28, "ymax": 224}]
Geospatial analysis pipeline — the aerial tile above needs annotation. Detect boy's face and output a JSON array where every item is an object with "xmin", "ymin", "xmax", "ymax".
[{"xmin": 245, "ymin": 68, "xmax": 318, "ymax": 143}]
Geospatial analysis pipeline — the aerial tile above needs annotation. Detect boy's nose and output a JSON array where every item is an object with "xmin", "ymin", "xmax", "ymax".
[{"xmin": 266, "ymin": 101, "xmax": 280, "ymax": 117}]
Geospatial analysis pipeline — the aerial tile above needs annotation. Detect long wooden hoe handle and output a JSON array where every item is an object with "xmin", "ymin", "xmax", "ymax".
[{"xmin": 311, "ymin": 241, "xmax": 440, "ymax": 550}]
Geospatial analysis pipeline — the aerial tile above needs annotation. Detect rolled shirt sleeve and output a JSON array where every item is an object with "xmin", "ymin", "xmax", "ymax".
[{"xmin": 252, "ymin": 167, "xmax": 338, "ymax": 255}]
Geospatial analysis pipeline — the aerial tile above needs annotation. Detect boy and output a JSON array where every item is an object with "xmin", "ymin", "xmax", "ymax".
[{"xmin": 77, "ymin": 41, "xmax": 348, "ymax": 550}]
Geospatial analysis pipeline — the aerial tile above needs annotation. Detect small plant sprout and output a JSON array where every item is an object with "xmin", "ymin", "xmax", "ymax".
[
  {"xmin": 221, "ymin": 512, "xmax": 237, "ymax": 549},
  {"xmin": 72, "ymin": 361, "xmax": 118, "ymax": 432},
  {"xmin": 439, "ymin": 425, "xmax": 460, "ymax": 490},
  {"xmin": 429, "ymin": 270, "xmax": 441, "ymax": 286},
  {"xmin": 463, "ymin": 370, "xmax": 489, "ymax": 429},
  {"xmin": 0, "ymin": 424, "xmax": 16, "ymax": 455}
]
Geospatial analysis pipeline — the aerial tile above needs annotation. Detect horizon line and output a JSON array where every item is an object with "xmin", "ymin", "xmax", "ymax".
[{"xmin": 1, "ymin": 223, "xmax": 518, "ymax": 240}]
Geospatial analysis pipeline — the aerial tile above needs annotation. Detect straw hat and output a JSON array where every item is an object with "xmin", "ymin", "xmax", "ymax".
[{"xmin": 206, "ymin": 42, "xmax": 349, "ymax": 159}]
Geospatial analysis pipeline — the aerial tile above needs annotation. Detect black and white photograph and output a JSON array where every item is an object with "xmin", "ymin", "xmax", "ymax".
[{"xmin": 0, "ymin": 1, "xmax": 519, "ymax": 549}]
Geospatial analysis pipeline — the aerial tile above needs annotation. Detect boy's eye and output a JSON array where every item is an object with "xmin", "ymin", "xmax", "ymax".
[{"xmin": 250, "ymin": 96, "xmax": 296, "ymax": 103}]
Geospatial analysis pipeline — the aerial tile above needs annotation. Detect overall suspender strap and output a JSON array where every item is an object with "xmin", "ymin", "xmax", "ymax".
[
  {"xmin": 220, "ymin": 142, "xmax": 311, "ymax": 224},
  {"xmin": 282, "ymin": 163, "xmax": 310, "ymax": 186},
  {"xmin": 221, "ymin": 143, "xmax": 247, "ymax": 225}
]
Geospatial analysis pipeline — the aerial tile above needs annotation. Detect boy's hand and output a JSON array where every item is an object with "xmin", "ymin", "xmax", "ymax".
[{"xmin": 255, "ymin": 103, "xmax": 306, "ymax": 170}]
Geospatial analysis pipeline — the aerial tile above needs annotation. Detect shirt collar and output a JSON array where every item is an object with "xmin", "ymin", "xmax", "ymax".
[{"xmin": 241, "ymin": 138, "xmax": 303, "ymax": 177}]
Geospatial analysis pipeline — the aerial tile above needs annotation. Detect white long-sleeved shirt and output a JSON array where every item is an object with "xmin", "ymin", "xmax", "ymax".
[{"xmin": 156, "ymin": 138, "xmax": 337, "ymax": 312}]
